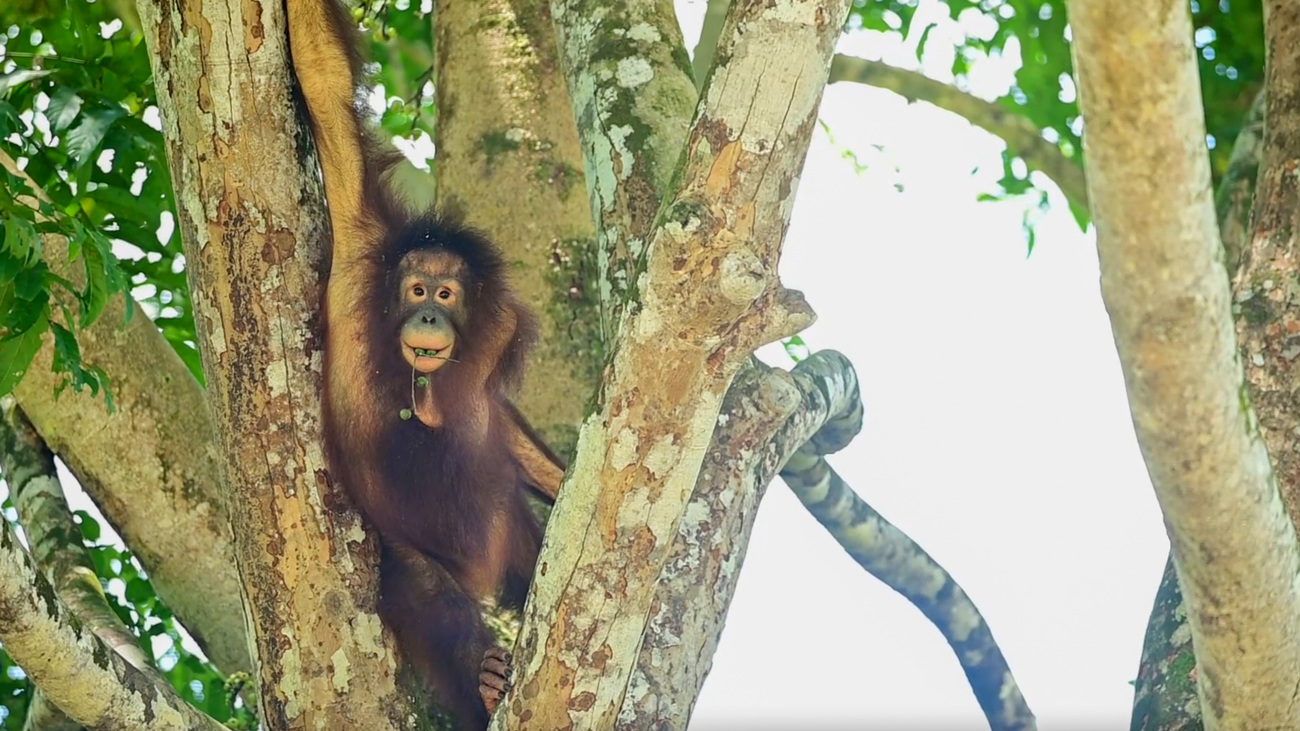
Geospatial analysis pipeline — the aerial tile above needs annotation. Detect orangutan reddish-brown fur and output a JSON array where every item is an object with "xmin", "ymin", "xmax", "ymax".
[{"xmin": 285, "ymin": 1, "xmax": 566, "ymax": 727}]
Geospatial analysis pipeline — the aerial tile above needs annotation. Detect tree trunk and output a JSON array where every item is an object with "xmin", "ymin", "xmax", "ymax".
[
  {"xmin": 1129, "ymin": 89, "xmax": 1265, "ymax": 731},
  {"xmin": 1072, "ymin": 0, "xmax": 1300, "ymax": 727},
  {"xmin": 548, "ymin": 0, "xmax": 698, "ymax": 339},
  {"xmin": 433, "ymin": 0, "xmax": 600, "ymax": 454},
  {"xmin": 136, "ymin": 0, "xmax": 419, "ymax": 726},
  {"xmin": 493, "ymin": 1, "xmax": 843, "ymax": 727}
]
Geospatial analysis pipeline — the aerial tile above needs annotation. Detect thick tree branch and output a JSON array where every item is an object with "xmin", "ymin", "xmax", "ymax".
[
  {"xmin": 781, "ymin": 455, "xmax": 1035, "ymax": 731},
  {"xmin": 0, "ymin": 150, "xmax": 250, "ymax": 677},
  {"xmin": 1129, "ymin": 88, "xmax": 1265, "ymax": 731},
  {"xmin": 1, "ymin": 400, "xmax": 152, "ymax": 673},
  {"xmin": 828, "ymin": 54, "xmax": 1089, "ymax": 212},
  {"xmin": 1, "ymin": 398, "xmax": 163, "ymax": 731},
  {"xmin": 620, "ymin": 351, "xmax": 863, "ymax": 727},
  {"xmin": 434, "ymin": 0, "xmax": 600, "ymax": 454},
  {"xmin": 548, "ymin": 0, "xmax": 699, "ymax": 340},
  {"xmin": 1073, "ymin": 0, "xmax": 1300, "ymax": 727},
  {"xmin": 496, "ymin": 1, "xmax": 846, "ymax": 727},
  {"xmin": 0, "ymin": 509, "xmax": 224, "ymax": 730}
]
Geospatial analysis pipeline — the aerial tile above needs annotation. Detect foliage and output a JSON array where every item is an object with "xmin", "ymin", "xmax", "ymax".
[
  {"xmin": 847, "ymin": 0, "xmax": 1264, "ymax": 226},
  {"xmin": 0, "ymin": 1, "xmax": 192, "ymax": 393}
]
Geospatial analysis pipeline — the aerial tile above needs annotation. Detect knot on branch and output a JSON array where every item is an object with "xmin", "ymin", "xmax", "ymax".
[{"xmin": 718, "ymin": 248, "xmax": 766, "ymax": 305}]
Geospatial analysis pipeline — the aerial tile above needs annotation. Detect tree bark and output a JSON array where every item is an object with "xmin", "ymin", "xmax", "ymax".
[
  {"xmin": 493, "ymin": 1, "xmax": 843, "ymax": 727},
  {"xmin": 1, "ymin": 400, "xmax": 153, "ymax": 673},
  {"xmin": 1129, "ymin": 89, "xmax": 1265, "ymax": 731},
  {"xmin": 548, "ymin": 0, "xmax": 698, "ymax": 341},
  {"xmin": 136, "ymin": 0, "xmax": 418, "ymax": 726},
  {"xmin": 433, "ymin": 0, "xmax": 600, "ymax": 454},
  {"xmin": 0, "ymin": 151, "xmax": 250, "ymax": 678},
  {"xmin": 621, "ymin": 352, "xmax": 861, "ymax": 729},
  {"xmin": 0, "ymin": 511, "xmax": 224, "ymax": 730},
  {"xmin": 1072, "ymin": 1, "xmax": 1300, "ymax": 728}
]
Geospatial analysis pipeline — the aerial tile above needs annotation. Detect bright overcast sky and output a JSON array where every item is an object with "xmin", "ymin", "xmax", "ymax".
[{"xmin": 675, "ymin": 1, "xmax": 1171, "ymax": 729}]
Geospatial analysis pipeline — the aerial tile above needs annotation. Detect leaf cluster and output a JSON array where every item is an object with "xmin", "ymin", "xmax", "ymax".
[{"xmin": 847, "ymin": 0, "xmax": 1263, "ymax": 232}]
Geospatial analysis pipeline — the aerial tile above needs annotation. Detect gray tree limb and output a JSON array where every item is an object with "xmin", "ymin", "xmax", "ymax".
[
  {"xmin": 781, "ymin": 450, "xmax": 1035, "ymax": 731},
  {"xmin": 0, "ymin": 503, "xmax": 224, "ymax": 730}
]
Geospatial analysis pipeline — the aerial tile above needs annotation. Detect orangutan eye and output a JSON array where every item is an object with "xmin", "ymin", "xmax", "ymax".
[
  {"xmin": 412, "ymin": 285, "xmax": 426, "ymax": 298},
  {"xmin": 437, "ymin": 287, "xmax": 452, "ymax": 300}
]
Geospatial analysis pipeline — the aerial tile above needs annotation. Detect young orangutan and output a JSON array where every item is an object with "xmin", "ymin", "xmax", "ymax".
[{"xmin": 285, "ymin": 1, "xmax": 565, "ymax": 727}]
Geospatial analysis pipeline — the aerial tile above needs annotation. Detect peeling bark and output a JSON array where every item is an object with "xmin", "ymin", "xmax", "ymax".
[
  {"xmin": 1129, "ymin": 89, "xmax": 1265, "ymax": 731},
  {"xmin": 434, "ymin": 0, "xmax": 600, "ymax": 454},
  {"xmin": 136, "ymin": 0, "xmax": 418, "ymax": 727},
  {"xmin": 828, "ymin": 54, "xmax": 1088, "ymax": 212},
  {"xmin": 1072, "ymin": 1, "xmax": 1300, "ymax": 728},
  {"xmin": 0, "ymin": 151, "xmax": 250, "ymax": 678},
  {"xmin": 0, "ymin": 509, "xmax": 225, "ymax": 730},
  {"xmin": 493, "ymin": 1, "xmax": 845, "ymax": 728},
  {"xmin": 548, "ymin": 0, "xmax": 698, "ymax": 340}
]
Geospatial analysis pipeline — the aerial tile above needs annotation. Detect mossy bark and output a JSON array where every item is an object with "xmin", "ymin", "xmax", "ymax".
[{"xmin": 433, "ymin": 0, "xmax": 601, "ymax": 456}]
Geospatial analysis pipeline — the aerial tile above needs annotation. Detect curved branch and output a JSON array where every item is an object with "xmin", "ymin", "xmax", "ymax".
[
  {"xmin": 1, "ymin": 399, "xmax": 152, "ymax": 672},
  {"xmin": 0, "ymin": 508, "xmax": 224, "ymax": 730},
  {"xmin": 828, "ymin": 54, "xmax": 1088, "ymax": 211},
  {"xmin": 780, "ymin": 453, "xmax": 1036, "ymax": 731},
  {"xmin": 1, "ymin": 398, "xmax": 164, "ymax": 731}
]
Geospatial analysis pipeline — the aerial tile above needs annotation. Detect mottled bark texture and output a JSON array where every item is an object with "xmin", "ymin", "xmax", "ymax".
[
  {"xmin": 0, "ymin": 508, "xmax": 224, "ymax": 730},
  {"xmin": 621, "ymin": 352, "xmax": 861, "ymax": 729},
  {"xmin": 1072, "ymin": 1, "xmax": 1300, "ymax": 728},
  {"xmin": 433, "ymin": 0, "xmax": 599, "ymax": 455},
  {"xmin": 1129, "ymin": 89, "xmax": 1265, "ymax": 731},
  {"xmin": 548, "ymin": 0, "xmax": 698, "ymax": 342},
  {"xmin": 492, "ymin": 1, "xmax": 844, "ymax": 727},
  {"xmin": 1, "ymin": 399, "xmax": 170, "ymax": 731},
  {"xmin": 782, "ymin": 449, "xmax": 1036, "ymax": 731},
  {"xmin": 0, "ymin": 151, "xmax": 250, "ymax": 678},
  {"xmin": 828, "ymin": 54, "xmax": 1088, "ymax": 212},
  {"xmin": 137, "ymin": 0, "xmax": 417, "ymax": 727},
  {"xmin": 0, "ymin": 400, "xmax": 153, "ymax": 673}
]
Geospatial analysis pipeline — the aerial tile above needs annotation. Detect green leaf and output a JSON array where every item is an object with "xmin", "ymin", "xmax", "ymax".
[
  {"xmin": 3, "ymin": 216, "xmax": 40, "ymax": 262},
  {"xmin": 66, "ymin": 106, "xmax": 125, "ymax": 169},
  {"xmin": 74, "ymin": 510, "xmax": 102, "ymax": 542},
  {"xmin": 0, "ymin": 306, "xmax": 49, "ymax": 397},
  {"xmin": 0, "ymin": 69, "xmax": 54, "ymax": 96},
  {"xmin": 124, "ymin": 577, "xmax": 154, "ymax": 604},
  {"xmin": 46, "ymin": 86, "xmax": 84, "ymax": 133},
  {"xmin": 79, "ymin": 234, "xmax": 112, "ymax": 327}
]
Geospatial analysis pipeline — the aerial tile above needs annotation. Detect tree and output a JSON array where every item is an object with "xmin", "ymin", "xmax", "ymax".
[{"xmin": 0, "ymin": 0, "xmax": 1286, "ymax": 728}]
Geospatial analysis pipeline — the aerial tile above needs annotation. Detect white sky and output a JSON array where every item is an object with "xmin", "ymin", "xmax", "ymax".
[
  {"xmin": 674, "ymin": 1, "xmax": 1170, "ymax": 729},
  {"xmin": 1, "ymin": 3, "xmax": 1172, "ymax": 729}
]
